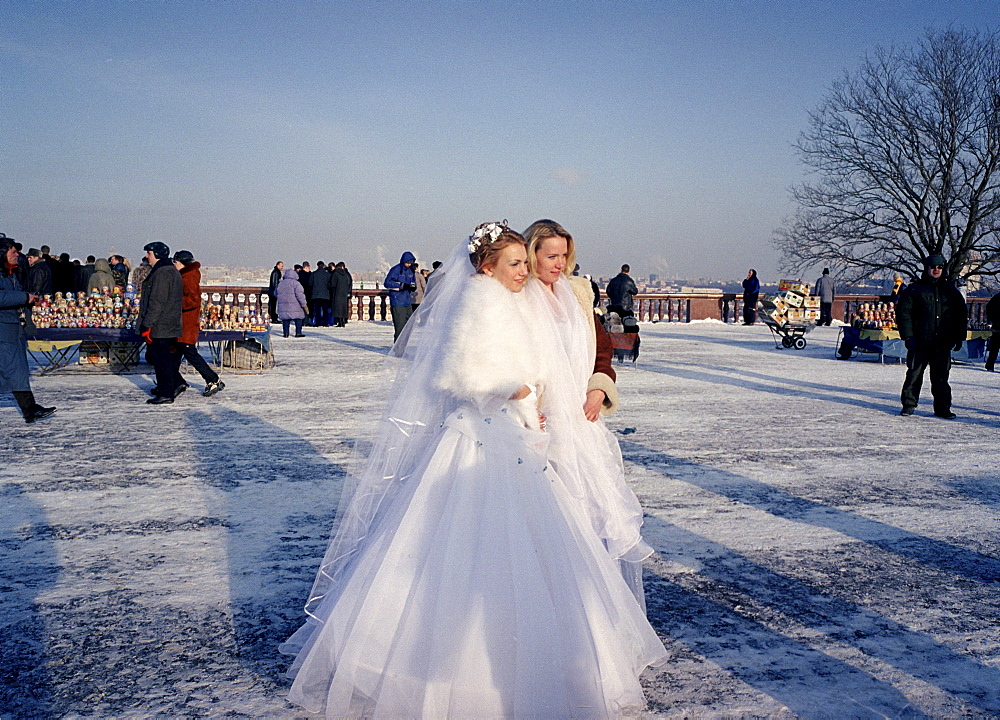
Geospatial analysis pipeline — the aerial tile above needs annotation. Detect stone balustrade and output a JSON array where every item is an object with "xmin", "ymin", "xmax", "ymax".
[{"xmin": 203, "ymin": 286, "xmax": 991, "ymax": 325}]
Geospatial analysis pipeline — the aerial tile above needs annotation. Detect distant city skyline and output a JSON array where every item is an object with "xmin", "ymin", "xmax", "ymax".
[{"xmin": 3, "ymin": 1, "xmax": 996, "ymax": 281}]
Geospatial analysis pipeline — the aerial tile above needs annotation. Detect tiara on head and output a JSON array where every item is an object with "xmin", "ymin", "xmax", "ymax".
[{"xmin": 468, "ymin": 220, "xmax": 509, "ymax": 254}]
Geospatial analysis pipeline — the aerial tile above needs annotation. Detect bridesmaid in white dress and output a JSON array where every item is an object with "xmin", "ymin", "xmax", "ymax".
[
  {"xmin": 522, "ymin": 219, "xmax": 653, "ymax": 608},
  {"xmin": 281, "ymin": 222, "xmax": 667, "ymax": 718}
]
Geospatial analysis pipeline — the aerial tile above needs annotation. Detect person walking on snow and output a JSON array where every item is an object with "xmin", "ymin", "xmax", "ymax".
[{"xmin": 172, "ymin": 250, "xmax": 225, "ymax": 397}]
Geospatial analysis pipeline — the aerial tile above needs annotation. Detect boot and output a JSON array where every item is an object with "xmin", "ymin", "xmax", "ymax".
[{"xmin": 13, "ymin": 391, "xmax": 57, "ymax": 424}]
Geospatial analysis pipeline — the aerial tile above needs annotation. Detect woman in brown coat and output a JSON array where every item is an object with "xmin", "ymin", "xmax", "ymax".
[{"xmin": 172, "ymin": 251, "xmax": 225, "ymax": 397}]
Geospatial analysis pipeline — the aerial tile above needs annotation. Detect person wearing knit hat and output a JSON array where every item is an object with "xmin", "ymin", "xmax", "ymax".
[
  {"xmin": 137, "ymin": 242, "xmax": 183, "ymax": 404},
  {"xmin": 171, "ymin": 250, "xmax": 225, "ymax": 397},
  {"xmin": 896, "ymin": 254, "xmax": 967, "ymax": 418}
]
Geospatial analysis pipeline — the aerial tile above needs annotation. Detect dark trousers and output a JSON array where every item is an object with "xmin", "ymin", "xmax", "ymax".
[
  {"xmin": 819, "ymin": 302, "xmax": 833, "ymax": 325},
  {"xmin": 174, "ymin": 342, "xmax": 219, "ymax": 386},
  {"xmin": 281, "ymin": 318, "xmax": 303, "ymax": 337},
  {"xmin": 311, "ymin": 299, "xmax": 330, "ymax": 326},
  {"xmin": 987, "ymin": 332, "xmax": 999, "ymax": 370},
  {"xmin": 742, "ymin": 296, "xmax": 758, "ymax": 324},
  {"xmin": 268, "ymin": 294, "xmax": 278, "ymax": 323},
  {"xmin": 901, "ymin": 345, "xmax": 953, "ymax": 413},
  {"xmin": 147, "ymin": 338, "xmax": 182, "ymax": 397},
  {"xmin": 390, "ymin": 304, "xmax": 413, "ymax": 341}
]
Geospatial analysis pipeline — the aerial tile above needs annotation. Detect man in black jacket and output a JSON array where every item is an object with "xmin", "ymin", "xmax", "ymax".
[
  {"xmin": 896, "ymin": 254, "xmax": 967, "ymax": 418},
  {"xmin": 606, "ymin": 264, "xmax": 638, "ymax": 317},
  {"xmin": 267, "ymin": 261, "xmax": 284, "ymax": 323},
  {"xmin": 136, "ymin": 241, "xmax": 183, "ymax": 404}
]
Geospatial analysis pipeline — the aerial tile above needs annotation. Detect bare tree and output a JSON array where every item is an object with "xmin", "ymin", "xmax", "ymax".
[{"xmin": 775, "ymin": 28, "xmax": 1000, "ymax": 286}]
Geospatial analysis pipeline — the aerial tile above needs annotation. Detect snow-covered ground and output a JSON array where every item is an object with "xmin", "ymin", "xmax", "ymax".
[{"xmin": 2, "ymin": 321, "xmax": 998, "ymax": 719}]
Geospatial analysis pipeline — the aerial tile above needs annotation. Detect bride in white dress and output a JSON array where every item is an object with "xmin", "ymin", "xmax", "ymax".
[{"xmin": 281, "ymin": 223, "xmax": 667, "ymax": 718}]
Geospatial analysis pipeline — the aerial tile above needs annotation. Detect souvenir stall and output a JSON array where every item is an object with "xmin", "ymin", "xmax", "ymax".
[
  {"xmin": 836, "ymin": 301, "xmax": 991, "ymax": 362},
  {"xmin": 26, "ymin": 286, "xmax": 272, "ymax": 374}
]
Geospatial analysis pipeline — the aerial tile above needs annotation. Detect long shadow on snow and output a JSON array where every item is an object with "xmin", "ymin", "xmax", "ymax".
[
  {"xmin": 0, "ymin": 482, "xmax": 58, "ymax": 718},
  {"xmin": 305, "ymin": 332, "xmax": 392, "ymax": 356},
  {"xmin": 640, "ymin": 546, "xmax": 927, "ymax": 717},
  {"xmin": 641, "ymin": 513, "xmax": 1000, "ymax": 716},
  {"xmin": 621, "ymin": 441, "xmax": 1000, "ymax": 585},
  {"xmin": 627, "ymin": 445, "xmax": 1000, "ymax": 713},
  {"xmin": 634, "ymin": 358, "xmax": 999, "ymax": 425},
  {"xmin": 184, "ymin": 406, "xmax": 349, "ymax": 689}
]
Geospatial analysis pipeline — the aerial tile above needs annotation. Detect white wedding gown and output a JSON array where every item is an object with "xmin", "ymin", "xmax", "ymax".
[
  {"xmin": 524, "ymin": 277, "xmax": 653, "ymax": 606},
  {"xmin": 282, "ymin": 265, "xmax": 667, "ymax": 719}
]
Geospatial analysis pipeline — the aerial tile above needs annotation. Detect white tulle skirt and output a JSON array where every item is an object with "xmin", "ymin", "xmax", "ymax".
[{"xmin": 282, "ymin": 403, "xmax": 667, "ymax": 718}]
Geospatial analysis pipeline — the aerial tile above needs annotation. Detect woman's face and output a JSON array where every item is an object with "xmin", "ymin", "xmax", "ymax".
[
  {"xmin": 5, "ymin": 246, "xmax": 18, "ymax": 267},
  {"xmin": 483, "ymin": 243, "xmax": 529, "ymax": 292},
  {"xmin": 534, "ymin": 236, "xmax": 568, "ymax": 286}
]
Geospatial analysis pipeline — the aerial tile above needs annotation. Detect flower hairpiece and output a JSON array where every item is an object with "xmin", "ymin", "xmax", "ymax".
[{"xmin": 468, "ymin": 220, "xmax": 508, "ymax": 254}]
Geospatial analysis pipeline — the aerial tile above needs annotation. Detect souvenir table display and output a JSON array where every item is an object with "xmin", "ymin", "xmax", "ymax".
[
  {"xmin": 838, "ymin": 301, "xmax": 990, "ymax": 361},
  {"xmin": 30, "ymin": 287, "xmax": 139, "ymax": 329},
  {"xmin": 27, "ymin": 288, "xmax": 270, "ymax": 372}
]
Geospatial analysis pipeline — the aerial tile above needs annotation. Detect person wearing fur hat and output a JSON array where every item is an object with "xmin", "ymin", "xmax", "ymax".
[
  {"xmin": 136, "ymin": 241, "xmax": 183, "ymax": 404},
  {"xmin": 896, "ymin": 253, "xmax": 967, "ymax": 418},
  {"xmin": 172, "ymin": 250, "xmax": 224, "ymax": 397},
  {"xmin": 1, "ymin": 237, "xmax": 56, "ymax": 423}
]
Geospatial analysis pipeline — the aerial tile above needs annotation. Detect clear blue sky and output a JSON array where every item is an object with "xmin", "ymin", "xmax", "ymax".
[{"xmin": 2, "ymin": 0, "xmax": 995, "ymax": 280}]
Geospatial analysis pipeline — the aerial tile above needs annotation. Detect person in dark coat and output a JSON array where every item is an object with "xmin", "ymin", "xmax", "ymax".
[
  {"xmin": 896, "ymin": 254, "xmax": 968, "ymax": 418},
  {"xmin": 51, "ymin": 252, "xmax": 76, "ymax": 293},
  {"xmin": 76, "ymin": 255, "xmax": 97, "ymax": 293},
  {"xmin": 267, "ymin": 261, "xmax": 284, "ymax": 323},
  {"xmin": 136, "ymin": 241, "xmax": 184, "ymax": 404},
  {"xmin": 172, "ymin": 250, "xmax": 224, "ymax": 397},
  {"xmin": 297, "ymin": 261, "xmax": 313, "ymax": 325},
  {"xmin": 277, "ymin": 267, "xmax": 309, "ymax": 337},
  {"xmin": 606, "ymin": 264, "xmax": 638, "ymax": 317},
  {"xmin": 330, "ymin": 262, "xmax": 353, "ymax": 327},
  {"xmin": 108, "ymin": 255, "xmax": 129, "ymax": 289},
  {"xmin": 741, "ymin": 269, "xmax": 760, "ymax": 325},
  {"xmin": 985, "ymin": 291, "xmax": 1000, "ymax": 372},
  {"xmin": 25, "ymin": 249, "xmax": 53, "ymax": 295},
  {"xmin": 310, "ymin": 261, "xmax": 333, "ymax": 327},
  {"xmin": 0, "ymin": 237, "xmax": 56, "ymax": 423}
]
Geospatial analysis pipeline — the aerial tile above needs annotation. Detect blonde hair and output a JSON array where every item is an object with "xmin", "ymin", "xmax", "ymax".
[{"xmin": 523, "ymin": 219, "xmax": 576, "ymax": 277}]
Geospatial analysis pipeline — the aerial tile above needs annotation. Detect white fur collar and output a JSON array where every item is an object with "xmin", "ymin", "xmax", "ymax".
[{"xmin": 435, "ymin": 274, "xmax": 541, "ymax": 402}]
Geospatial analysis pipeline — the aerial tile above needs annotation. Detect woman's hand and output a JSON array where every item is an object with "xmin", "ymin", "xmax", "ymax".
[
  {"xmin": 510, "ymin": 384, "xmax": 532, "ymax": 401},
  {"xmin": 583, "ymin": 389, "xmax": 606, "ymax": 422}
]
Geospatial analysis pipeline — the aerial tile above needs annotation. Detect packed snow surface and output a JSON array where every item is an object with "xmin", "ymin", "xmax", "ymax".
[{"xmin": 2, "ymin": 321, "xmax": 998, "ymax": 718}]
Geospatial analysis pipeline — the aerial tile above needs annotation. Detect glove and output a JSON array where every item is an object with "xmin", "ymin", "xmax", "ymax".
[
  {"xmin": 139, "ymin": 326, "xmax": 153, "ymax": 344},
  {"xmin": 401, "ymin": 283, "xmax": 416, "ymax": 292},
  {"xmin": 954, "ymin": 340, "xmax": 964, "ymax": 352},
  {"xmin": 904, "ymin": 337, "xmax": 917, "ymax": 351}
]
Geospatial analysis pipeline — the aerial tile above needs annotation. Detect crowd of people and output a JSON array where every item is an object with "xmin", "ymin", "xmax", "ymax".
[
  {"xmin": 1, "ymin": 235, "xmax": 224, "ymax": 419},
  {"xmin": 267, "ymin": 260, "xmax": 355, "ymax": 331}
]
